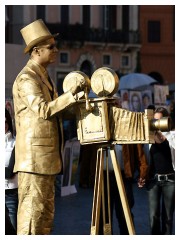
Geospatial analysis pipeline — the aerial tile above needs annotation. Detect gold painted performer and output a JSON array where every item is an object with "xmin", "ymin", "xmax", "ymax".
[{"xmin": 12, "ymin": 19, "xmax": 85, "ymax": 235}]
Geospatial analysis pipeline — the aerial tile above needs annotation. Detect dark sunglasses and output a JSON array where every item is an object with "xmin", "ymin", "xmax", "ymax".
[
  {"xmin": 45, "ymin": 44, "xmax": 57, "ymax": 50},
  {"xmin": 34, "ymin": 44, "xmax": 57, "ymax": 51}
]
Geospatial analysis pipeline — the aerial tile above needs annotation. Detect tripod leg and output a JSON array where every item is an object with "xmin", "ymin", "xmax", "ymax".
[
  {"xmin": 91, "ymin": 147, "xmax": 104, "ymax": 235},
  {"xmin": 110, "ymin": 146, "xmax": 136, "ymax": 235},
  {"xmin": 102, "ymin": 148, "xmax": 111, "ymax": 234}
]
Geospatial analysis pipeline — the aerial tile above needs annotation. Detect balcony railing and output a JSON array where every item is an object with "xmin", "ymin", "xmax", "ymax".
[{"xmin": 47, "ymin": 23, "xmax": 141, "ymax": 45}]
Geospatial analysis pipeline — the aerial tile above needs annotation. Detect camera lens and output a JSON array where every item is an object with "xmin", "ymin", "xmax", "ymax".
[{"xmin": 150, "ymin": 117, "xmax": 171, "ymax": 132}]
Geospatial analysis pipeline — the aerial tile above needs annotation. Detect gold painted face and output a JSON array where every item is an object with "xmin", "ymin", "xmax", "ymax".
[{"xmin": 34, "ymin": 38, "xmax": 58, "ymax": 65}]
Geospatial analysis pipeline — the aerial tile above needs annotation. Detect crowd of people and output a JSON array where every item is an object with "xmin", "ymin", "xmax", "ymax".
[{"xmin": 5, "ymin": 19, "xmax": 175, "ymax": 235}]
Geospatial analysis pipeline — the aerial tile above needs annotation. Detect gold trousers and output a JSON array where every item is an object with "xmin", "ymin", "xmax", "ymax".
[{"xmin": 17, "ymin": 172, "xmax": 56, "ymax": 235}]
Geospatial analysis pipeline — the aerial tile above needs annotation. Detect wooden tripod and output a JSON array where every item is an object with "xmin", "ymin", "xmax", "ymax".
[{"xmin": 90, "ymin": 144, "xmax": 135, "ymax": 235}]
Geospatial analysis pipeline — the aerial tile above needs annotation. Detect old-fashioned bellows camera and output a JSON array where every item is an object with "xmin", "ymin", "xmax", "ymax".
[
  {"xmin": 63, "ymin": 67, "xmax": 170, "ymax": 145},
  {"xmin": 63, "ymin": 67, "xmax": 171, "ymax": 235}
]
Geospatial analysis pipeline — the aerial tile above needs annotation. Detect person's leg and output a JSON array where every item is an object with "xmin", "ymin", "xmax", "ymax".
[
  {"xmin": 79, "ymin": 145, "xmax": 91, "ymax": 188},
  {"xmin": 161, "ymin": 196, "xmax": 167, "ymax": 234},
  {"xmin": 161, "ymin": 181, "xmax": 175, "ymax": 234},
  {"xmin": 17, "ymin": 172, "xmax": 56, "ymax": 235},
  {"xmin": 5, "ymin": 204, "xmax": 16, "ymax": 235},
  {"xmin": 115, "ymin": 176, "xmax": 134, "ymax": 234},
  {"xmin": 89, "ymin": 146, "xmax": 98, "ymax": 188},
  {"xmin": 147, "ymin": 181, "xmax": 162, "ymax": 234},
  {"xmin": 114, "ymin": 186, "xmax": 128, "ymax": 234},
  {"xmin": 5, "ymin": 189, "xmax": 18, "ymax": 231}
]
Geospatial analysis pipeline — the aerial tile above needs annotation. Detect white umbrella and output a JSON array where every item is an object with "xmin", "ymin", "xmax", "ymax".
[{"xmin": 119, "ymin": 73, "xmax": 157, "ymax": 90}]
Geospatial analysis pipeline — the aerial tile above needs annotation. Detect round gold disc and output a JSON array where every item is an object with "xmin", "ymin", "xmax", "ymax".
[
  {"xmin": 63, "ymin": 71, "xmax": 91, "ymax": 98},
  {"xmin": 91, "ymin": 67, "xmax": 119, "ymax": 97}
]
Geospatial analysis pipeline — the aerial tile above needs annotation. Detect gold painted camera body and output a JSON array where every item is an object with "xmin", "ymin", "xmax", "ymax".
[{"xmin": 76, "ymin": 98, "xmax": 170, "ymax": 145}]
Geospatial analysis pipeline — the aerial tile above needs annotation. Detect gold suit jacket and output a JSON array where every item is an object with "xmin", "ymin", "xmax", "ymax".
[{"xmin": 13, "ymin": 59, "xmax": 76, "ymax": 175}]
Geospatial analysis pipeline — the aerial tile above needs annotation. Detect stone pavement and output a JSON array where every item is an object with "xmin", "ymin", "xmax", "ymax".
[{"xmin": 51, "ymin": 174, "xmax": 175, "ymax": 235}]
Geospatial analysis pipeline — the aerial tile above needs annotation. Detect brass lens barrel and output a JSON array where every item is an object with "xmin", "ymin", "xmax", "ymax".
[{"xmin": 150, "ymin": 117, "xmax": 171, "ymax": 132}]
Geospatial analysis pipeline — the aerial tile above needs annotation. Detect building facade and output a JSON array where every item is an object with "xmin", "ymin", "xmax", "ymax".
[
  {"xmin": 6, "ymin": 5, "xmax": 140, "ymax": 96},
  {"xmin": 139, "ymin": 5, "xmax": 175, "ymax": 86}
]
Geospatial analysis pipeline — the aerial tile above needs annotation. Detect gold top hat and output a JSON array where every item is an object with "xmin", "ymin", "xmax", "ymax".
[{"xmin": 20, "ymin": 19, "xmax": 59, "ymax": 54}]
